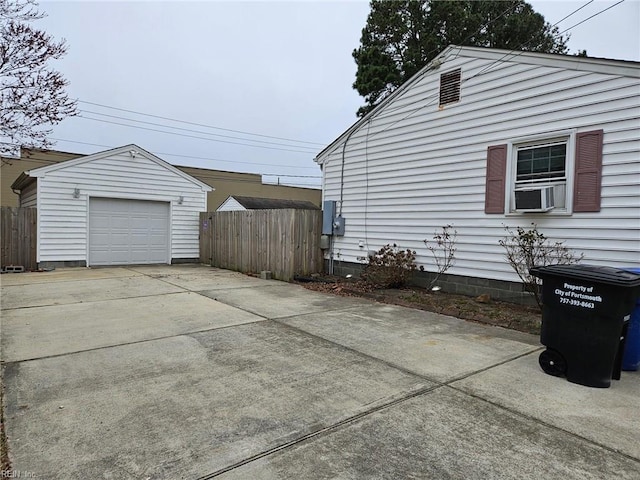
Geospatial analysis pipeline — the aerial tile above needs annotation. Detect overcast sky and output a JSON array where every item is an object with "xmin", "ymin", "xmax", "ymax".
[{"xmin": 37, "ymin": 0, "xmax": 640, "ymax": 188}]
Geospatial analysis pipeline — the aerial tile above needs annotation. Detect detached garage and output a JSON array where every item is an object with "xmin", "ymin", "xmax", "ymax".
[{"xmin": 11, "ymin": 144, "xmax": 212, "ymax": 267}]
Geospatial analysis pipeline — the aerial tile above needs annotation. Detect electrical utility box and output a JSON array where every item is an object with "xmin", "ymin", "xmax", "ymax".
[
  {"xmin": 333, "ymin": 215, "xmax": 346, "ymax": 236},
  {"xmin": 322, "ymin": 200, "xmax": 336, "ymax": 235}
]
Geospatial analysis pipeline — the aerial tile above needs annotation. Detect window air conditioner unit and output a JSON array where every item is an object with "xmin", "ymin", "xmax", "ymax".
[{"xmin": 515, "ymin": 186, "xmax": 555, "ymax": 212}]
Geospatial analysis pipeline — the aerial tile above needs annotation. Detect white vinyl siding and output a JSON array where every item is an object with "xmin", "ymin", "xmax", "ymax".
[
  {"xmin": 318, "ymin": 51, "xmax": 640, "ymax": 284},
  {"xmin": 35, "ymin": 150, "xmax": 208, "ymax": 263},
  {"xmin": 19, "ymin": 182, "xmax": 37, "ymax": 208}
]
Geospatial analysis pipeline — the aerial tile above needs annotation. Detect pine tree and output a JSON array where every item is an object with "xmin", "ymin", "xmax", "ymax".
[{"xmin": 353, "ymin": 0, "xmax": 569, "ymax": 117}]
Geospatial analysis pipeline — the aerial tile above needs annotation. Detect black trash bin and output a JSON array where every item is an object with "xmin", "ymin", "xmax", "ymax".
[{"xmin": 530, "ymin": 264, "xmax": 640, "ymax": 388}]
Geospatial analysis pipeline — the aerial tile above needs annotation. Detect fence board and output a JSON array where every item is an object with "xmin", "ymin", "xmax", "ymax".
[
  {"xmin": 200, "ymin": 209, "xmax": 322, "ymax": 281},
  {"xmin": 1, "ymin": 207, "xmax": 37, "ymax": 271}
]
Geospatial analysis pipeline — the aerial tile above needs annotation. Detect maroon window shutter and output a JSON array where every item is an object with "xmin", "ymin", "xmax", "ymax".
[
  {"xmin": 573, "ymin": 130, "xmax": 604, "ymax": 212},
  {"xmin": 485, "ymin": 145, "xmax": 507, "ymax": 214}
]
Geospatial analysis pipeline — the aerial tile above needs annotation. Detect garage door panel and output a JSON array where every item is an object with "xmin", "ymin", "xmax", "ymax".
[
  {"xmin": 149, "ymin": 218, "xmax": 167, "ymax": 229},
  {"xmin": 149, "ymin": 236, "xmax": 167, "ymax": 247},
  {"xmin": 130, "ymin": 213, "xmax": 148, "ymax": 222},
  {"xmin": 107, "ymin": 250, "xmax": 131, "ymax": 264},
  {"xmin": 89, "ymin": 198, "xmax": 170, "ymax": 266},
  {"xmin": 150, "ymin": 237, "xmax": 166, "ymax": 246},
  {"xmin": 111, "ymin": 217, "xmax": 131, "ymax": 229}
]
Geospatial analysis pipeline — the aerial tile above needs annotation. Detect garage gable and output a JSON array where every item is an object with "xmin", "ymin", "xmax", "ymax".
[{"xmin": 27, "ymin": 144, "xmax": 212, "ymax": 192}]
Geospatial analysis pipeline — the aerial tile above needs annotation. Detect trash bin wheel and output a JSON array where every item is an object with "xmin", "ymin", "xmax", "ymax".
[{"xmin": 539, "ymin": 349, "xmax": 567, "ymax": 377}]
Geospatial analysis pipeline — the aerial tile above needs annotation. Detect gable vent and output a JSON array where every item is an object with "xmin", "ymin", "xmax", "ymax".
[{"xmin": 439, "ymin": 68, "xmax": 461, "ymax": 107}]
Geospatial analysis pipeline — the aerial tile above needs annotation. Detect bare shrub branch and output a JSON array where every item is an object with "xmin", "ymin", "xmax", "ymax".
[
  {"xmin": 362, "ymin": 243, "xmax": 417, "ymax": 289},
  {"xmin": 499, "ymin": 223, "xmax": 583, "ymax": 309},
  {"xmin": 423, "ymin": 224, "xmax": 457, "ymax": 288}
]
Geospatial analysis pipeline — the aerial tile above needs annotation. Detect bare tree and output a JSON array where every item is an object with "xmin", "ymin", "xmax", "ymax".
[{"xmin": 1, "ymin": 0, "xmax": 77, "ymax": 155}]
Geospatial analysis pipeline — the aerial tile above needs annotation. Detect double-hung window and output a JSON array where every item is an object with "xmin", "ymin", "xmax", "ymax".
[{"xmin": 514, "ymin": 139, "xmax": 568, "ymax": 209}]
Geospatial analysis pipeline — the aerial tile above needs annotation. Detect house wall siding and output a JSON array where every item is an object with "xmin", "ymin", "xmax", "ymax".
[
  {"xmin": 319, "ymin": 54, "xmax": 640, "ymax": 284},
  {"xmin": 36, "ymin": 152, "xmax": 207, "ymax": 263},
  {"xmin": 19, "ymin": 182, "xmax": 37, "ymax": 208}
]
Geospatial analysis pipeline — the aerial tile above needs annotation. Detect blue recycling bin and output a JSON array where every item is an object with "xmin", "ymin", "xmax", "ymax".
[{"xmin": 622, "ymin": 267, "xmax": 640, "ymax": 371}]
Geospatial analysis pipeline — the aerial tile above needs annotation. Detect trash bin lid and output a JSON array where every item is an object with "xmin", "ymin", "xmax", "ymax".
[{"xmin": 530, "ymin": 264, "xmax": 640, "ymax": 287}]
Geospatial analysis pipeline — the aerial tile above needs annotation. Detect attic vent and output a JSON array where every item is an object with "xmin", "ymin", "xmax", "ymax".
[{"xmin": 439, "ymin": 68, "xmax": 461, "ymax": 107}]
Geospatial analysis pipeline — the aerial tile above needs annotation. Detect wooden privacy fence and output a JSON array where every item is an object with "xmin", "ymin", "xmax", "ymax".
[
  {"xmin": 1, "ymin": 207, "xmax": 37, "ymax": 271},
  {"xmin": 200, "ymin": 209, "xmax": 323, "ymax": 281}
]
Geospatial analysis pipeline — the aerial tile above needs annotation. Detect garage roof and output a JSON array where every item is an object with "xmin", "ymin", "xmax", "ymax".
[{"xmin": 12, "ymin": 144, "xmax": 212, "ymax": 192}]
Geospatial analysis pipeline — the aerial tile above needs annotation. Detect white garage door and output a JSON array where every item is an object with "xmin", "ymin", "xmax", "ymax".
[{"xmin": 89, "ymin": 198, "xmax": 170, "ymax": 266}]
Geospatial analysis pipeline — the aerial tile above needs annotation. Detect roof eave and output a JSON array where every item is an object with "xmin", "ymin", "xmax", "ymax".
[
  {"xmin": 314, "ymin": 45, "xmax": 640, "ymax": 164},
  {"xmin": 10, "ymin": 172, "xmax": 36, "ymax": 191}
]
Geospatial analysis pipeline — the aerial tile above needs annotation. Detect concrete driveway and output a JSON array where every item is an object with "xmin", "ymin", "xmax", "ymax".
[{"xmin": 1, "ymin": 264, "xmax": 638, "ymax": 479}]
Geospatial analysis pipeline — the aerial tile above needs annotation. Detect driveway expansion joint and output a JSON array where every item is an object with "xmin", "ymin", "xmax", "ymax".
[
  {"xmin": 265, "ymin": 303, "xmax": 380, "ymax": 321},
  {"xmin": 0, "ymin": 290, "xmax": 190, "ymax": 311},
  {"xmin": 144, "ymin": 269, "xmax": 285, "ymax": 293},
  {"xmin": 1, "ymin": 319, "xmax": 267, "ymax": 364},
  {"xmin": 196, "ymin": 383, "xmax": 444, "ymax": 480},
  {"xmin": 272, "ymin": 317, "xmax": 542, "ymax": 387},
  {"xmin": 271, "ymin": 318, "xmax": 440, "ymax": 382},
  {"xmin": 448, "ymin": 383, "xmax": 640, "ymax": 465},
  {"xmin": 443, "ymin": 346, "xmax": 544, "ymax": 384},
  {"xmin": 0, "ymin": 272, "xmax": 143, "ymax": 287}
]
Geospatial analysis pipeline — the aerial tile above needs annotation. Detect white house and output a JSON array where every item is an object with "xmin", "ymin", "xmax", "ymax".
[
  {"xmin": 217, "ymin": 195, "xmax": 320, "ymax": 212},
  {"xmin": 315, "ymin": 46, "xmax": 640, "ymax": 300},
  {"xmin": 11, "ymin": 144, "xmax": 212, "ymax": 267}
]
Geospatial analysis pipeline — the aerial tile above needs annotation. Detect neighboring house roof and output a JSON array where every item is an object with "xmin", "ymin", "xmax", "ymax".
[
  {"xmin": 223, "ymin": 195, "xmax": 320, "ymax": 210},
  {"xmin": 11, "ymin": 172, "xmax": 36, "ymax": 191},
  {"xmin": 314, "ymin": 45, "xmax": 640, "ymax": 164},
  {"xmin": 11, "ymin": 144, "xmax": 213, "ymax": 192}
]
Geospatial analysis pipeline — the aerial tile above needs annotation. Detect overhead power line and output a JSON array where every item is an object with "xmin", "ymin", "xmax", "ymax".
[
  {"xmin": 558, "ymin": 0, "xmax": 625, "ymax": 34},
  {"xmin": 261, "ymin": 174, "xmax": 320, "ymax": 178},
  {"xmin": 469, "ymin": 0, "xmax": 597, "ymax": 79},
  {"xmin": 78, "ymin": 100, "xmax": 326, "ymax": 147},
  {"xmin": 74, "ymin": 115, "xmax": 319, "ymax": 154},
  {"xmin": 49, "ymin": 137, "xmax": 321, "ymax": 173},
  {"xmin": 80, "ymin": 109, "xmax": 320, "ymax": 151},
  {"xmin": 552, "ymin": 0, "xmax": 595, "ymax": 26}
]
